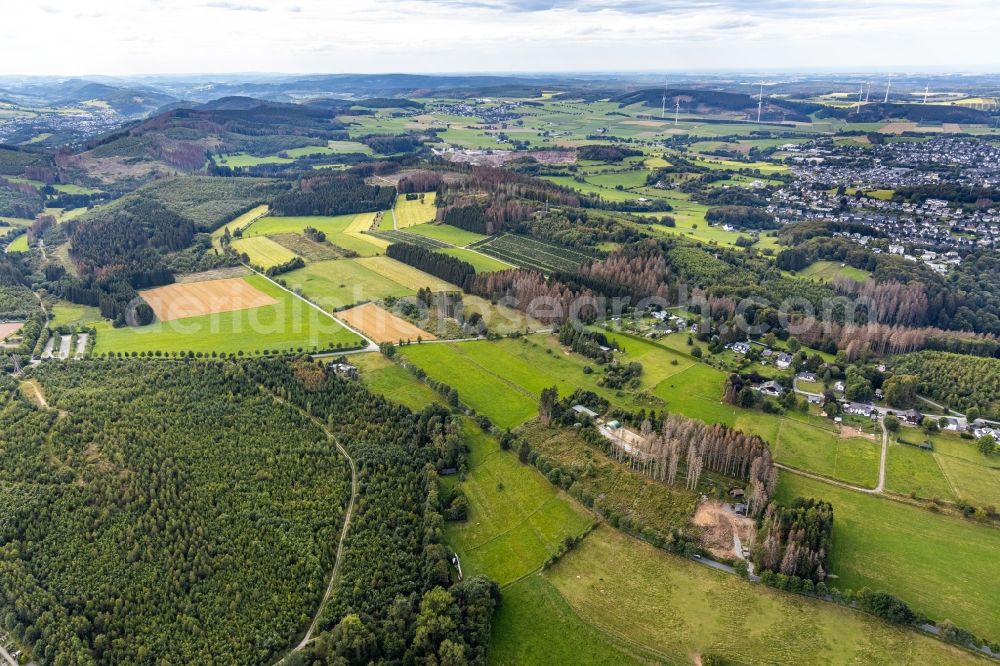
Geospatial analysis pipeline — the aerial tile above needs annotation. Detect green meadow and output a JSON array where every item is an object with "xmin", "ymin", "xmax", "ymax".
[
  {"xmin": 445, "ymin": 421, "xmax": 596, "ymax": 586},
  {"xmin": 403, "ymin": 222, "xmax": 487, "ymax": 247},
  {"xmin": 777, "ymin": 473, "xmax": 1000, "ymax": 640},
  {"xmin": 352, "ymin": 352, "xmax": 441, "ymax": 412},
  {"xmin": 526, "ymin": 525, "xmax": 985, "ymax": 666},
  {"xmin": 438, "ymin": 247, "xmax": 513, "ymax": 272},
  {"xmin": 794, "ymin": 260, "xmax": 873, "ymax": 282}
]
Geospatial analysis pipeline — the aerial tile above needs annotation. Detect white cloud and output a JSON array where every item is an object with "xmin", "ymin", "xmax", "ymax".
[{"xmin": 0, "ymin": 0, "xmax": 996, "ymax": 75}]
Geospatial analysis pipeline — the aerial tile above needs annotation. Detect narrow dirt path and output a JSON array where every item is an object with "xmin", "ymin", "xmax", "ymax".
[
  {"xmin": 21, "ymin": 378, "xmax": 49, "ymax": 409},
  {"xmin": 773, "ymin": 463, "xmax": 880, "ymax": 494},
  {"xmin": 262, "ymin": 387, "xmax": 358, "ymax": 661}
]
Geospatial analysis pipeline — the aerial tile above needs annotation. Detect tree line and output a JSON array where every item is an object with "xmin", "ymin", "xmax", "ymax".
[{"xmin": 386, "ymin": 243, "xmax": 476, "ymax": 290}]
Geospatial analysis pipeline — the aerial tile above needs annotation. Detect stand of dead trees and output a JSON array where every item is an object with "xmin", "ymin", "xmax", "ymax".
[{"xmin": 605, "ymin": 414, "xmax": 777, "ymax": 515}]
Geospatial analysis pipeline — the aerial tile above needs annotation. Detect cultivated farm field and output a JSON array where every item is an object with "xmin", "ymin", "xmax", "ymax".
[
  {"xmin": 230, "ymin": 236, "xmax": 299, "ymax": 269},
  {"xmin": 243, "ymin": 214, "xmax": 386, "ymax": 257},
  {"xmin": 141, "ymin": 276, "xmax": 278, "ymax": 321},
  {"xmin": 470, "ymin": 234, "xmax": 593, "ymax": 273},
  {"xmin": 393, "ymin": 192, "xmax": 437, "ymax": 228},
  {"xmin": 94, "ymin": 274, "xmax": 362, "ymax": 355},
  {"xmin": 337, "ymin": 302, "xmax": 436, "ymax": 343}
]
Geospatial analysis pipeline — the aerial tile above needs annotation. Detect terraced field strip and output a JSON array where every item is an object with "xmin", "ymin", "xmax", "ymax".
[
  {"xmin": 469, "ymin": 234, "xmax": 593, "ymax": 273},
  {"xmin": 368, "ymin": 229, "xmax": 452, "ymax": 249}
]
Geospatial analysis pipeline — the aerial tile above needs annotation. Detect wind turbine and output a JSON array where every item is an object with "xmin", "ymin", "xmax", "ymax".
[
  {"xmin": 674, "ymin": 96, "xmax": 680, "ymax": 126},
  {"xmin": 756, "ymin": 82, "xmax": 764, "ymax": 124},
  {"xmin": 865, "ymin": 82, "xmax": 871, "ymax": 104},
  {"xmin": 855, "ymin": 86, "xmax": 864, "ymax": 113},
  {"xmin": 884, "ymin": 80, "xmax": 891, "ymax": 104},
  {"xmin": 923, "ymin": 85, "xmax": 930, "ymax": 104}
]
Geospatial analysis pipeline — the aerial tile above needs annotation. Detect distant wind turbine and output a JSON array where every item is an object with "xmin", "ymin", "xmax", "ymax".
[
  {"xmin": 884, "ymin": 81, "xmax": 891, "ymax": 104},
  {"xmin": 923, "ymin": 85, "xmax": 930, "ymax": 104},
  {"xmin": 865, "ymin": 82, "xmax": 871, "ymax": 104},
  {"xmin": 675, "ymin": 96, "xmax": 680, "ymax": 126},
  {"xmin": 756, "ymin": 82, "xmax": 764, "ymax": 124}
]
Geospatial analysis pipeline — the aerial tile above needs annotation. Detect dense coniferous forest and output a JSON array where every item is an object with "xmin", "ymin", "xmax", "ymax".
[
  {"xmin": 246, "ymin": 358, "xmax": 498, "ymax": 665},
  {"xmin": 271, "ymin": 175, "xmax": 396, "ymax": 216},
  {"xmin": 576, "ymin": 144, "xmax": 644, "ymax": 162},
  {"xmin": 386, "ymin": 243, "xmax": 476, "ymax": 289},
  {"xmin": 705, "ymin": 205, "xmax": 779, "ymax": 230},
  {"xmin": 0, "ymin": 360, "xmax": 351, "ymax": 664},
  {"xmin": 0, "ymin": 358, "xmax": 499, "ymax": 665}
]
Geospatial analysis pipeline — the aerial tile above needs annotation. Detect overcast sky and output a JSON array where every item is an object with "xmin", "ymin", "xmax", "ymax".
[{"xmin": 2, "ymin": 0, "xmax": 997, "ymax": 76}]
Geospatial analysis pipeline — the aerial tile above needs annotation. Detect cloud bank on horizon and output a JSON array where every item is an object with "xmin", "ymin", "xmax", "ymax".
[{"xmin": 4, "ymin": 0, "xmax": 997, "ymax": 75}]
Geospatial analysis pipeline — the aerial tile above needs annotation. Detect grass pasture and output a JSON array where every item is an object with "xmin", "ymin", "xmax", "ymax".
[
  {"xmin": 6, "ymin": 234, "xmax": 29, "ymax": 253},
  {"xmin": 795, "ymin": 260, "xmax": 872, "ymax": 283},
  {"xmin": 352, "ymin": 352, "xmax": 441, "ymax": 412},
  {"xmin": 526, "ymin": 525, "xmax": 984, "ymax": 666},
  {"xmin": 47, "ymin": 301, "xmax": 103, "ymax": 330},
  {"xmin": 404, "ymin": 223, "xmax": 486, "ymax": 247},
  {"xmin": 400, "ymin": 335, "xmax": 646, "ymax": 428},
  {"xmin": 94, "ymin": 274, "xmax": 361, "ymax": 355},
  {"xmin": 230, "ymin": 236, "xmax": 299, "ymax": 269},
  {"xmin": 438, "ymin": 247, "xmax": 513, "ymax": 273},
  {"xmin": 284, "ymin": 259, "xmax": 413, "ymax": 310},
  {"xmin": 777, "ymin": 473, "xmax": 1000, "ymax": 640},
  {"xmin": 445, "ymin": 422, "xmax": 595, "ymax": 586}
]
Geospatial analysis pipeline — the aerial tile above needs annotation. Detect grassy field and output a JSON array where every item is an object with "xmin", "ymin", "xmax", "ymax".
[
  {"xmin": 354, "ymin": 256, "xmax": 457, "ymax": 291},
  {"xmin": 399, "ymin": 336, "xmax": 630, "ymax": 428},
  {"xmin": 93, "ymin": 274, "xmax": 362, "ymax": 355},
  {"xmin": 777, "ymin": 473, "xmax": 1000, "ymax": 640},
  {"xmin": 283, "ymin": 256, "xmax": 455, "ymax": 311},
  {"xmin": 230, "ymin": 236, "xmax": 299, "ymax": 268},
  {"xmin": 795, "ymin": 260, "xmax": 872, "ymax": 282},
  {"xmin": 461, "ymin": 294, "xmax": 545, "ymax": 335},
  {"xmin": 526, "ymin": 525, "xmax": 986, "ymax": 666},
  {"xmin": 393, "ymin": 192, "xmax": 437, "ymax": 228},
  {"xmin": 490, "ymin": 576, "xmax": 658, "ymax": 666},
  {"xmin": 352, "ymin": 352, "xmax": 441, "ymax": 412},
  {"xmin": 283, "ymin": 259, "xmax": 415, "ymax": 310},
  {"xmin": 6, "ymin": 234, "xmax": 28, "ymax": 253},
  {"xmin": 243, "ymin": 214, "xmax": 386, "ymax": 257},
  {"xmin": 885, "ymin": 432, "xmax": 1000, "ymax": 506},
  {"xmin": 48, "ymin": 301, "xmax": 103, "ymax": 329},
  {"xmin": 404, "ymin": 223, "xmax": 486, "ymax": 247},
  {"xmin": 438, "ymin": 247, "xmax": 513, "ymax": 272},
  {"xmin": 444, "ymin": 421, "xmax": 595, "ymax": 586}
]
